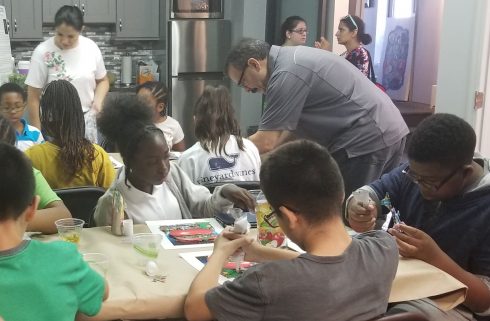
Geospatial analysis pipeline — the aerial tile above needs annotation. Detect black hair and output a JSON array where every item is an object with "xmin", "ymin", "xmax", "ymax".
[
  {"xmin": 54, "ymin": 5, "xmax": 84, "ymax": 31},
  {"xmin": 260, "ymin": 140, "xmax": 344, "ymax": 224},
  {"xmin": 0, "ymin": 82, "xmax": 26, "ymax": 102},
  {"xmin": 40, "ymin": 80, "xmax": 96, "ymax": 182},
  {"xmin": 225, "ymin": 38, "xmax": 271, "ymax": 71},
  {"xmin": 136, "ymin": 81, "xmax": 169, "ymax": 117},
  {"xmin": 0, "ymin": 114, "xmax": 16, "ymax": 146},
  {"xmin": 193, "ymin": 85, "xmax": 244, "ymax": 155},
  {"xmin": 0, "ymin": 142, "xmax": 35, "ymax": 221},
  {"xmin": 280, "ymin": 15, "xmax": 306, "ymax": 45},
  {"xmin": 407, "ymin": 113, "xmax": 476, "ymax": 168},
  {"xmin": 97, "ymin": 95, "xmax": 167, "ymax": 186},
  {"xmin": 340, "ymin": 15, "xmax": 372, "ymax": 45}
]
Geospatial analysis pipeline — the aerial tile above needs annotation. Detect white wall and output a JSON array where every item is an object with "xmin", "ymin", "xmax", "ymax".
[
  {"xmin": 411, "ymin": 0, "xmax": 443, "ymax": 104},
  {"xmin": 436, "ymin": 0, "xmax": 487, "ymax": 125}
]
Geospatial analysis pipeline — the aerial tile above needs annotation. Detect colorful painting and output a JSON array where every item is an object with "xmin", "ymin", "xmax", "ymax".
[
  {"xmin": 180, "ymin": 251, "xmax": 255, "ymax": 283},
  {"xmin": 380, "ymin": 17, "xmax": 415, "ymax": 101},
  {"xmin": 160, "ymin": 222, "xmax": 218, "ymax": 245},
  {"xmin": 146, "ymin": 219, "xmax": 223, "ymax": 249}
]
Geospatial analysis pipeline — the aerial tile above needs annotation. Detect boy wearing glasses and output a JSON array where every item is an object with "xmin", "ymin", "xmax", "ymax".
[
  {"xmin": 346, "ymin": 114, "xmax": 490, "ymax": 320},
  {"xmin": 0, "ymin": 83, "xmax": 44, "ymax": 151},
  {"xmin": 185, "ymin": 140, "xmax": 398, "ymax": 321}
]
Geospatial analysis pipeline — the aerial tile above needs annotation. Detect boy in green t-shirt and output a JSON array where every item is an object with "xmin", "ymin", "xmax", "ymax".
[{"xmin": 0, "ymin": 142, "xmax": 109, "ymax": 321}]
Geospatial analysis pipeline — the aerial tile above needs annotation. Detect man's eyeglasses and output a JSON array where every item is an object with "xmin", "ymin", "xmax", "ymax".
[
  {"xmin": 264, "ymin": 209, "xmax": 279, "ymax": 228},
  {"xmin": 343, "ymin": 15, "xmax": 358, "ymax": 30},
  {"xmin": 0, "ymin": 103, "xmax": 26, "ymax": 113},
  {"xmin": 291, "ymin": 28, "xmax": 308, "ymax": 35},
  {"xmin": 402, "ymin": 165, "xmax": 461, "ymax": 192},
  {"xmin": 237, "ymin": 64, "xmax": 248, "ymax": 88}
]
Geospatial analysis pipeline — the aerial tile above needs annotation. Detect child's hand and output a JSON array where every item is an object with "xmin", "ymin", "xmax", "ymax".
[
  {"xmin": 213, "ymin": 227, "xmax": 253, "ymax": 259},
  {"xmin": 220, "ymin": 185, "xmax": 256, "ymax": 211},
  {"xmin": 389, "ymin": 224, "xmax": 444, "ymax": 263},
  {"xmin": 347, "ymin": 199, "xmax": 377, "ymax": 232},
  {"xmin": 222, "ymin": 229, "xmax": 262, "ymax": 262}
]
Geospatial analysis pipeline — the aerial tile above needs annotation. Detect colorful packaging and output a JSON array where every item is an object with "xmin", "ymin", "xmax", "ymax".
[{"xmin": 255, "ymin": 191, "xmax": 286, "ymax": 248}]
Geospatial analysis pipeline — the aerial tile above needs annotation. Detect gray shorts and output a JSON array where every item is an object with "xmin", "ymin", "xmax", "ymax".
[{"xmin": 388, "ymin": 298, "xmax": 475, "ymax": 321}]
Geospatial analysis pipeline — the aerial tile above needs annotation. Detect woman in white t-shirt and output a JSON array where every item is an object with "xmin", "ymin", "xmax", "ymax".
[
  {"xmin": 136, "ymin": 81, "xmax": 185, "ymax": 151},
  {"xmin": 25, "ymin": 5, "xmax": 109, "ymax": 143},
  {"xmin": 93, "ymin": 95, "xmax": 254, "ymax": 225},
  {"xmin": 178, "ymin": 85, "xmax": 261, "ymax": 185}
]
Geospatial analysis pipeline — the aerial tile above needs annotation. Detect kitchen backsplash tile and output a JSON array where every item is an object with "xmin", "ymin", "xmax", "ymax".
[{"xmin": 11, "ymin": 25, "xmax": 165, "ymax": 85}]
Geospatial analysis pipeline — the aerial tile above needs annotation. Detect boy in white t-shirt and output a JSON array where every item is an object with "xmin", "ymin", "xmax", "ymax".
[
  {"xmin": 136, "ymin": 81, "xmax": 186, "ymax": 151},
  {"xmin": 0, "ymin": 83, "xmax": 44, "ymax": 151}
]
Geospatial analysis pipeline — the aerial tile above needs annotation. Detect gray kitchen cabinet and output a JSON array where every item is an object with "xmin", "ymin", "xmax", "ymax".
[
  {"xmin": 0, "ymin": 0, "xmax": 42, "ymax": 40},
  {"xmin": 116, "ymin": 0, "xmax": 160, "ymax": 39},
  {"xmin": 43, "ymin": 0, "xmax": 116, "ymax": 24}
]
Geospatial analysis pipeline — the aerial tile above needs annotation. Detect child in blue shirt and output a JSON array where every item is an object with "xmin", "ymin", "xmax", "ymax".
[{"xmin": 0, "ymin": 83, "xmax": 44, "ymax": 151}]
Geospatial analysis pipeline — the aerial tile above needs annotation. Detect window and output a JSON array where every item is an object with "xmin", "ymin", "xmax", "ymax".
[{"xmin": 390, "ymin": 0, "xmax": 415, "ymax": 18}]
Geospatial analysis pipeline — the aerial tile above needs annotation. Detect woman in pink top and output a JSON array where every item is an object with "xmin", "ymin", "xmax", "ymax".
[{"xmin": 315, "ymin": 15, "xmax": 373, "ymax": 78}]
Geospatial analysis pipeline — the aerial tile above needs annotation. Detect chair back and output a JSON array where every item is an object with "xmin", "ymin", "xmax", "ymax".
[
  {"xmin": 374, "ymin": 312, "xmax": 429, "ymax": 321},
  {"xmin": 203, "ymin": 181, "xmax": 260, "ymax": 193},
  {"xmin": 54, "ymin": 186, "xmax": 106, "ymax": 227}
]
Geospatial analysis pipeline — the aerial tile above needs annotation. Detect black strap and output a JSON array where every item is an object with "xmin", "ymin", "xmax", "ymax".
[{"xmin": 366, "ymin": 49, "xmax": 376, "ymax": 83}]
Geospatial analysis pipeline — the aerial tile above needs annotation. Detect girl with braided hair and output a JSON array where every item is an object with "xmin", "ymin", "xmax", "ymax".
[
  {"xmin": 25, "ymin": 80, "xmax": 115, "ymax": 189},
  {"xmin": 93, "ymin": 95, "xmax": 255, "ymax": 225},
  {"xmin": 136, "ymin": 81, "xmax": 185, "ymax": 151}
]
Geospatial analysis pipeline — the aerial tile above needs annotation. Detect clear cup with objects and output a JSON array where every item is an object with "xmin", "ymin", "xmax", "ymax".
[
  {"xmin": 132, "ymin": 233, "xmax": 163, "ymax": 266},
  {"xmin": 55, "ymin": 218, "xmax": 85, "ymax": 245}
]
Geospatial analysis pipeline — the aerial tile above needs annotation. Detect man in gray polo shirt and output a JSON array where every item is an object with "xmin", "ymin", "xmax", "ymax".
[{"xmin": 225, "ymin": 38, "xmax": 409, "ymax": 195}]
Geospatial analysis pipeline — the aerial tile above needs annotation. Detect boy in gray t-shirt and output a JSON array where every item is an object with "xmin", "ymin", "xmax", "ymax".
[{"xmin": 184, "ymin": 140, "xmax": 399, "ymax": 321}]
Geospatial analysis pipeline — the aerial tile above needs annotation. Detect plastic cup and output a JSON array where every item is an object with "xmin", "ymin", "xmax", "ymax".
[
  {"xmin": 132, "ymin": 233, "xmax": 163, "ymax": 266},
  {"xmin": 55, "ymin": 218, "xmax": 85, "ymax": 245},
  {"xmin": 83, "ymin": 253, "xmax": 109, "ymax": 277}
]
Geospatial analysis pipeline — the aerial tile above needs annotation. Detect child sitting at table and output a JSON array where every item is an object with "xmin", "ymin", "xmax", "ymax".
[
  {"xmin": 25, "ymin": 80, "xmax": 115, "ymax": 189},
  {"xmin": 0, "ymin": 83, "xmax": 44, "ymax": 151},
  {"xmin": 93, "ymin": 95, "xmax": 255, "ymax": 225},
  {"xmin": 136, "ymin": 81, "xmax": 186, "ymax": 151},
  {"xmin": 0, "ymin": 142, "xmax": 108, "ymax": 321},
  {"xmin": 346, "ymin": 114, "xmax": 490, "ymax": 320},
  {"xmin": 0, "ymin": 115, "xmax": 70, "ymax": 234},
  {"xmin": 184, "ymin": 140, "xmax": 399, "ymax": 321},
  {"xmin": 178, "ymin": 85, "xmax": 261, "ymax": 185}
]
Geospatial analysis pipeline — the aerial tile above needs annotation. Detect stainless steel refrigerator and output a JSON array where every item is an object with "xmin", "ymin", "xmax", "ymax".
[{"xmin": 168, "ymin": 19, "xmax": 231, "ymax": 146}]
